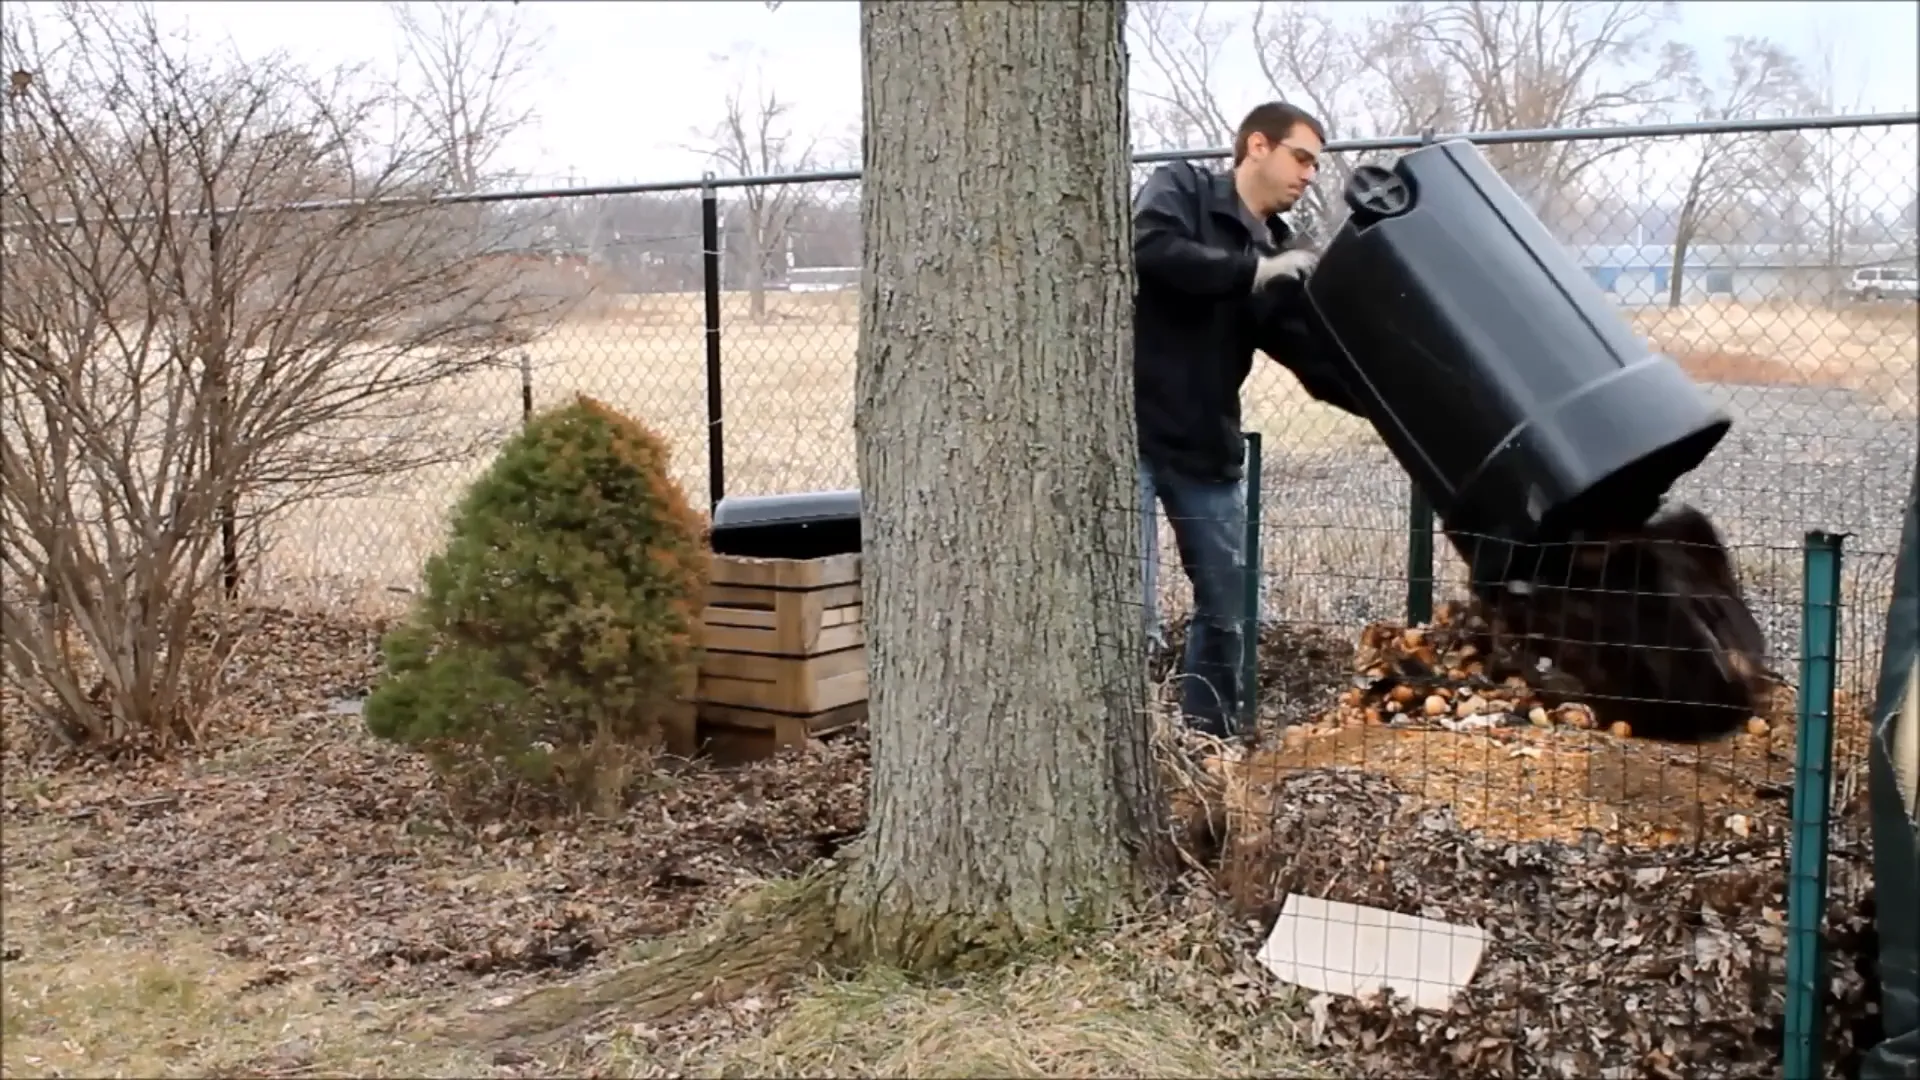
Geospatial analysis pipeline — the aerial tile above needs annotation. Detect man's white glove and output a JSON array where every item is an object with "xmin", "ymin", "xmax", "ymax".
[{"xmin": 1251, "ymin": 248, "xmax": 1318, "ymax": 292}]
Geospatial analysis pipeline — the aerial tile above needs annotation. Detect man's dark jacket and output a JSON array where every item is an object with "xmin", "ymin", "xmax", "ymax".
[{"xmin": 1133, "ymin": 160, "xmax": 1364, "ymax": 482}]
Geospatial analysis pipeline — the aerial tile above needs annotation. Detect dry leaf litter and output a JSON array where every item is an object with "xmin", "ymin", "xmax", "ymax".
[
  {"xmin": 2, "ymin": 606, "xmax": 1885, "ymax": 1079},
  {"xmin": 1, "ymin": 607, "xmax": 867, "ymax": 1004},
  {"xmin": 1180, "ymin": 614, "xmax": 1883, "ymax": 1080}
]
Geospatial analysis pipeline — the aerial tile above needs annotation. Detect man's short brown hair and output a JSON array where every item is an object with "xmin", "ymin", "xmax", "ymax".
[{"xmin": 1232, "ymin": 102, "xmax": 1328, "ymax": 166}]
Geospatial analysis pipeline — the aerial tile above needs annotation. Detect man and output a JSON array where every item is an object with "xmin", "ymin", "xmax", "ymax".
[{"xmin": 1133, "ymin": 100, "xmax": 1361, "ymax": 739}]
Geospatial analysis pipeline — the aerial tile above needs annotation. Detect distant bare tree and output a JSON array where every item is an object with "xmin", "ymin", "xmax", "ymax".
[
  {"xmin": 1354, "ymin": 1, "xmax": 1687, "ymax": 224},
  {"xmin": 1127, "ymin": 1, "xmax": 1364, "ymax": 239},
  {"xmin": 386, "ymin": 0, "xmax": 546, "ymax": 192},
  {"xmin": 1125, "ymin": 0, "xmax": 1687, "ymax": 238},
  {"xmin": 1128, "ymin": 0, "xmax": 1237, "ymax": 151},
  {"xmin": 692, "ymin": 77, "xmax": 819, "ymax": 321},
  {"xmin": 1802, "ymin": 31, "xmax": 1879, "ymax": 295},
  {"xmin": 0, "ymin": 3, "xmax": 566, "ymax": 754},
  {"xmin": 1663, "ymin": 36, "xmax": 1817, "ymax": 307}
]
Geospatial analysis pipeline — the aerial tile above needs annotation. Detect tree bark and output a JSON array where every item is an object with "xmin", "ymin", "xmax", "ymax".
[{"xmin": 838, "ymin": 0, "xmax": 1167, "ymax": 972}]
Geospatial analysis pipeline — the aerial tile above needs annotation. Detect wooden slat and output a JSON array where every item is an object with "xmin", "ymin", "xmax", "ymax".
[
  {"xmin": 800, "ymin": 583, "xmax": 861, "ymax": 610},
  {"xmin": 707, "ymin": 583, "xmax": 779, "ymax": 610},
  {"xmin": 821, "ymin": 604, "xmax": 861, "ymax": 628},
  {"xmin": 701, "ymin": 620, "xmax": 864, "ymax": 657},
  {"xmin": 709, "ymin": 552, "xmax": 861, "ymax": 591},
  {"xmin": 697, "ymin": 662, "xmax": 868, "ymax": 714},
  {"xmin": 703, "ymin": 606, "xmax": 778, "ymax": 630},
  {"xmin": 701, "ymin": 644, "xmax": 865, "ymax": 684},
  {"xmin": 706, "ymin": 581, "xmax": 860, "ymax": 615}
]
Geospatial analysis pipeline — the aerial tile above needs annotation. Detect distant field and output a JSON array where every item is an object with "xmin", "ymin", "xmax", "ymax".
[
  {"xmin": 254, "ymin": 291, "xmax": 1918, "ymax": 612},
  {"xmin": 1630, "ymin": 300, "xmax": 1920, "ymax": 414}
]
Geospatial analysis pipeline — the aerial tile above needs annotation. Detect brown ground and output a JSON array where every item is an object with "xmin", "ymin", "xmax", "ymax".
[
  {"xmin": 0, "ymin": 608, "xmax": 1319, "ymax": 1079},
  {"xmin": 4, "ymin": 598, "xmax": 1885, "ymax": 1077}
]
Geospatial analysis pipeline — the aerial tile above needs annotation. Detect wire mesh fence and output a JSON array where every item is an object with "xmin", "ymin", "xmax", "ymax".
[{"xmin": 1131, "ymin": 458, "xmax": 1901, "ymax": 1074}]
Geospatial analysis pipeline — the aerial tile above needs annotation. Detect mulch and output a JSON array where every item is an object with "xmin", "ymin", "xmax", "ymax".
[{"xmin": 1204, "ymin": 764, "xmax": 1880, "ymax": 1079}]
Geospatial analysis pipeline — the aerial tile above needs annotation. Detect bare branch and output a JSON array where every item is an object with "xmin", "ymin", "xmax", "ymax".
[
  {"xmin": 1126, "ymin": 1, "xmax": 1237, "ymax": 151},
  {"xmin": 0, "ymin": 1, "xmax": 573, "ymax": 751},
  {"xmin": 685, "ymin": 69, "xmax": 821, "ymax": 321},
  {"xmin": 385, "ymin": 0, "xmax": 546, "ymax": 193},
  {"xmin": 1367, "ymin": 0, "xmax": 1688, "ymax": 219},
  {"xmin": 1660, "ymin": 35, "xmax": 1817, "ymax": 305}
]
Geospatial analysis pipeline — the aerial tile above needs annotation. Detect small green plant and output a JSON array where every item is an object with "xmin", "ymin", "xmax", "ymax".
[{"xmin": 364, "ymin": 394, "xmax": 709, "ymax": 815}]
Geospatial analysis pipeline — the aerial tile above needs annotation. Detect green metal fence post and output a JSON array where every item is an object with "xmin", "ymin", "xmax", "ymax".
[
  {"xmin": 1241, "ymin": 431, "xmax": 1264, "ymax": 735},
  {"xmin": 1785, "ymin": 529, "xmax": 1846, "ymax": 1080}
]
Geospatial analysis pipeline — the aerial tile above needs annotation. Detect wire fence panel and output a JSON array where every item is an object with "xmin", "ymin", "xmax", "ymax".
[
  {"xmin": 252, "ymin": 190, "xmax": 710, "ymax": 606},
  {"xmin": 1121, "ymin": 117, "xmax": 1913, "ymax": 1079},
  {"xmin": 716, "ymin": 175, "xmax": 863, "ymax": 498}
]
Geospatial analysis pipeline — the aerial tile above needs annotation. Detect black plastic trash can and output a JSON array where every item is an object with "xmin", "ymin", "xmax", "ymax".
[
  {"xmin": 1302, "ymin": 138, "xmax": 1732, "ymax": 543},
  {"xmin": 709, "ymin": 489, "xmax": 862, "ymax": 559},
  {"xmin": 1295, "ymin": 139, "xmax": 1770, "ymax": 743}
]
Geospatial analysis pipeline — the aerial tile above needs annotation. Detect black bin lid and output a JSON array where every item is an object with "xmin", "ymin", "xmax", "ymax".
[{"xmin": 710, "ymin": 489, "xmax": 861, "ymax": 559}]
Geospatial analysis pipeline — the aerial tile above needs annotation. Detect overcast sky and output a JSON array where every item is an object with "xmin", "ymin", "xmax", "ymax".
[{"xmin": 48, "ymin": 1, "xmax": 1920, "ymax": 193}]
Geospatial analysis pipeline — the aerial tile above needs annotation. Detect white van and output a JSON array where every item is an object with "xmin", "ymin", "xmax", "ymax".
[{"xmin": 1846, "ymin": 265, "xmax": 1919, "ymax": 302}]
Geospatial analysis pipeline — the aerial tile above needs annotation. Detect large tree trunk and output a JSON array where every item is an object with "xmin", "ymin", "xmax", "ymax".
[{"xmin": 838, "ymin": 0, "xmax": 1165, "ymax": 971}]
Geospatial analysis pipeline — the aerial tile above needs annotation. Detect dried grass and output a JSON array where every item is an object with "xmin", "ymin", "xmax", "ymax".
[
  {"xmin": 1630, "ymin": 300, "xmax": 1920, "ymax": 412},
  {"xmin": 594, "ymin": 926, "xmax": 1323, "ymax": 1079}
]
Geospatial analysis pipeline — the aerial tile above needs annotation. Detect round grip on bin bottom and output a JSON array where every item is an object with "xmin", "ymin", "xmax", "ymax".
[{"xmin": 1345, "ymin": 164, "xmax": 1413, "ymax": 219}]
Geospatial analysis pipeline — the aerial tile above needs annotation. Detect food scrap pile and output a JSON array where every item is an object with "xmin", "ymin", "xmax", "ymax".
[
  {"xmin": 1239, "ymin": 600, "xmax": 1832, "ymax": 848},
  {"xmin": 1305, "ymin": 600, "xmax": 1770, "ymax": 740}
]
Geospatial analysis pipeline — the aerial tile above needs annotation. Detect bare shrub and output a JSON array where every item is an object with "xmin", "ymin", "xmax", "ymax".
[{"xmin": 0, "ymin": 3, "xmax": 570, "ymax": 753}]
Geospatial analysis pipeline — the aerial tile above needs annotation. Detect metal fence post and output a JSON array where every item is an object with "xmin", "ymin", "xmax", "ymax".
[
  {"xmin": 518, "ymin": 351, "xmax": 533, "ymax": 426},
  {"xmin": 700, "ymin": 176, "xmax": 726, "ymax": 512},
  {"xmin": 1241, "ymin": 431, "xmax": 1264, "ymax": 734},
  {"xmin": 1403, "ymin": 127, "xmax": 1439, "ymax": 628},
  {"xmin": 206, "ymin": 215, "xmax": 241, "ymax": 601},
  {"xmin": 1785, "ymin": 529, "xmax": 1846, "ymax": 1080}
]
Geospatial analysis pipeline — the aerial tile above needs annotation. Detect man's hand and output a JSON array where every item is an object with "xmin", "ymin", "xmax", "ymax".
[{"xmin": 1251, "ymin": 249, "xmax": 1317, "ymax": 292}]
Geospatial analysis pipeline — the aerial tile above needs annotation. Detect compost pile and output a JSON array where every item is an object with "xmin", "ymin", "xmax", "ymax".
[
  {"xmin": 1217, "ymin": 766, "xmax": 1879, "ymax": 1080},
  {"xmin": 1172, "ymin": 557, "xmax": 1880, "ymax": 1077}
]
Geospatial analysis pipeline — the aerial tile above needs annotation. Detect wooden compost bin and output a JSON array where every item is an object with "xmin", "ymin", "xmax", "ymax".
[{"xmin": 670, "ymin": 550, "xmax": 867, "ymax": 763}]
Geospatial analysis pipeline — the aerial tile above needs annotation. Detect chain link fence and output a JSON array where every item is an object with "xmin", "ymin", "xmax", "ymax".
[
  {"xmin": 201, "ymin": 110, "xmax": 1915, "ymax": 1077},
  {"xmin": 250, "ymin": 115, "xmax": 1916, "ymax": 635},
  {"xmin": 1132, "ymin": 115, "xmax": 1912, "ymax": 1078}
]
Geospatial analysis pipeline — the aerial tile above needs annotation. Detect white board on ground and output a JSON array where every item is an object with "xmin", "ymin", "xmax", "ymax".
[{"xmin": 1256, "ymin": 894, "xmax": 1487, "ymax": 1012}]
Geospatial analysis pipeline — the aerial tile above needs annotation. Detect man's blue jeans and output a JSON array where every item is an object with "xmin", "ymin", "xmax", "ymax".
[{"xmin": 1139, "ymin": 455, "xmax": 1248, "ymax": 738}]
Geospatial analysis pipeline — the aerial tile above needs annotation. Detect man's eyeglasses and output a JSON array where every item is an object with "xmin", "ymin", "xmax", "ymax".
[{"xmin": 1276, "ymin": 142, "xmax": 1321, "ymax": 174}]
